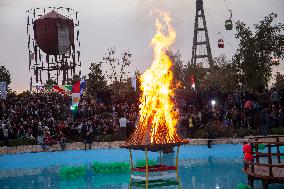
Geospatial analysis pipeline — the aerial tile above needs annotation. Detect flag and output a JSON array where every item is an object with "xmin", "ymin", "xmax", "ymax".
[
  {"xmin": 72, "ymin": 81, "xmax": 80, "ymax": 106},
  {"xmin": 0, "ymin": 82, "xmax": 7, "ymax": 100},
  {"xmin": 61, "ymin": 85, "xmax": 73, "ymax": 96},
  {"xmin": 72, "ymin": 81, "xmax": 80, "ymax": 93},
  {"xmin": 131, "ymin": 74, "xmax": 136, "ymax": 91},
  {"xmin": 52, "ymin": 86, "xmax": 65, "ymax": 94},
  {"xmin": 80, "ymin": 79, "xmax": 86, "ymax": 96},
  {"xmin": 62, "ymin": 85, "xmax": 73, "ymax": 92}
]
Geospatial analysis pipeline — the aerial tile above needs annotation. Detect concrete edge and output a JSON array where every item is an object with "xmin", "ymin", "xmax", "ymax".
[{"xmin": 0, "ymin": 139, "xmax": 248, "ymax": 155}]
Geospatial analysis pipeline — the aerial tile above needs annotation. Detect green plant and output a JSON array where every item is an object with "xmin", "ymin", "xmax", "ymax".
[
  {"xmin": 236, "ymin": 128, "xmax": 258, "ymax": 138},
  {"xmin": 135, "ymin": 159, "xmax": 158, "ymax": 167},
  {"xmin": 0, "ymin": 138, "xmax": 37, "ymax": 147},
  {"xmin": 103, "ymin": 135, "xmax": 114, "ymax": 142},
  {"xmin": 60, "ymin": 166, "xmax": 87, "ymax": 179},
  {"xmin": 192, "ymin": 129, "xmax": 208, "ymax": 138},
  {"xmin": 7, "ymin": 138, "xmax": 22, "ymax": 147},
  {"xmin": 271, "ymin": 127, "xmax": 284, "ymax": 135},
  {"xmin": 92, "ymin": 161, "xmax": 130, "ymax": 174},
  {"xmin": 210, "ymin": 124, "xmax": 234, "ymax": 138}
]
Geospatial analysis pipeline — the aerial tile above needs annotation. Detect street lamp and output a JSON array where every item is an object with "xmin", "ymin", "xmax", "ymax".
[{"xmin": 211, "ymin": 100, "xmax": 216, "ymax": 107}]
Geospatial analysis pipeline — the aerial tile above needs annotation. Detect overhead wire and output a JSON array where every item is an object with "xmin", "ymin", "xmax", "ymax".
[
  {"xmin": 223, "ymin": 0, "xmax": 232, "ymax": 14},
  {"xmin": 204, "ymin": 9, "xmax": 234, "ymax": 49}
]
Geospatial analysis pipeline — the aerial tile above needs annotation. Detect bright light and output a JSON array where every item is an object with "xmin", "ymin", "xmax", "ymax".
[
  {"xmin": 192, "ymin": 83, "xmax": 196, "ymax": 90},
  {"xmin": 211, "ymin": 100, "xmax": 216, "ymax": 106},
  {"xmin": 70, "ymin": 105, "xmax": 78, "ymax": 110},
  {"xmin": 160, "ymin": 87, "xmax": 169, "ymax": 95}
]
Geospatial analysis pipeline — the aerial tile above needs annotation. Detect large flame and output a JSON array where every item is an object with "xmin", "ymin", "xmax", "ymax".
[{"xmin": 127, "ymin": 12, "xmax": 183, "ymax": 146}]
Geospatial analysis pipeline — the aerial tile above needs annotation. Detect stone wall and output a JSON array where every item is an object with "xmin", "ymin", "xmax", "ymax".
[{"xmin": 0, "ymin": 139, "xmax": 247, "ymax": 155}]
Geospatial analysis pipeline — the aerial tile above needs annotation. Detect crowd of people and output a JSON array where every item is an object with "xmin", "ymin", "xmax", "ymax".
[
  {"xmin": 0, "ymin": 87, "xmax": 283, "ymax": 149},
  {"xmin": 0, "ymin": 92, "xmax": 138, "ymax": 150},
  {"xmin": 179, "ymin": 88, "xmax": 284, "ymax": 138}
]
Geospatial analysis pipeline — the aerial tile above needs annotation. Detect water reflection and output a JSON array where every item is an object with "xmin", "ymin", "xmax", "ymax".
[{"xmin": 0, "ymin": 157, "xmax": 283, "ymax": 189}]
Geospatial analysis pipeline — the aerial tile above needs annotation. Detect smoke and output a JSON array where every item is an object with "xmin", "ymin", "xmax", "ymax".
[
  {"xmin": 132, "ymin": 0, "xmax": 195, "ymax": 64},
  {"xmin": 134, "ymin": 0, "xmax": 194, "ymax": 28}
]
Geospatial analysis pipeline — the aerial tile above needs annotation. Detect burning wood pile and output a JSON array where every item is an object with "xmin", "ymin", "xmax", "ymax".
[{"xmin": 122, "ymin": 11, "xmax": 187, "ymax": 151}]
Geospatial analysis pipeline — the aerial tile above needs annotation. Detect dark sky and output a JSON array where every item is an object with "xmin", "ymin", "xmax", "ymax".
[{"xmin": 0, "ymin": 0, "xmax": 283, "ymax": 92}]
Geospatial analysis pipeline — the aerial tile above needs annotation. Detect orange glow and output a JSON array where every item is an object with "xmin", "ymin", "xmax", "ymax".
[{"xmin": 129, "ymin": 11, "xmax": 183, "ymax": 145}]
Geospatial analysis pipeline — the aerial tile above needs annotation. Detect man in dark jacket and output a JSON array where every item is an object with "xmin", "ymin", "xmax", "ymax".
[{"xmin": 260, "ymin": 107, "xmax": 269, "ymax": 136}]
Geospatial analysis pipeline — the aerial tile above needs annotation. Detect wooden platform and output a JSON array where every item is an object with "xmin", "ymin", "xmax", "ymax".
[
  {"xmin": 243, "ymin": 135, "xmax": 284, "ymax": 189},
  {"xmin": 243, "ymin": 162, "xmax": 284, "ymax": 181}
]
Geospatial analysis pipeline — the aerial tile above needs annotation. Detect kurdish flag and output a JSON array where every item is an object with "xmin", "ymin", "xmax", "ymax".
[{"xmin": 72, "ymin": 81, "xmax": 81, "ymax": 106}]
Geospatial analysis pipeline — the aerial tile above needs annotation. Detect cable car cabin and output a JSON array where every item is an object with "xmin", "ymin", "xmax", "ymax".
[
  {"xmin": 225, "ymin": 19, "xmax": 233, "ymax": 30},
  {"xmin": 218, "ymin": 39, "xmax": 224, "ymax": 48}
]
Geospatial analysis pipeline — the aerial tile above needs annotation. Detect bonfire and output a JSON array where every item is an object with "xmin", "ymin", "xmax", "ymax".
[{"xmin": 122, "ymin": 11, "xmax": 187, "ymax": 151}]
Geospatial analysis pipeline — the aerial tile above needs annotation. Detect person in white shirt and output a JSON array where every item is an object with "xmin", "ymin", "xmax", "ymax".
[{"xmin": 119, "ymin": 115, "xmax": 128, "ymax": 139}]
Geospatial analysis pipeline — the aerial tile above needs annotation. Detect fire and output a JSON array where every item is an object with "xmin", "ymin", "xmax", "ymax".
[{"xmin": 127, "ymin": 11, "xmax": 183, "ymax": 146}]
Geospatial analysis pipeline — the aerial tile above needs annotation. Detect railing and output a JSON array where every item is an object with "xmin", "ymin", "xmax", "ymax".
[{"xmin": 243, "ymin": 135, "xmax": 284, "ymax": 188}]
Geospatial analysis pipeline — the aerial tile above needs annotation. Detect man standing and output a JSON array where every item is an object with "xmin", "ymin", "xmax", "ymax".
[
  {"xmin": 2, "ymin": 124, "xmax": 8, "ymax": 146},
  {"xmin": 119, "ymin": 115, "xmax": 128, "ymax": 140},
  {"xmin": 271, "ymin": 89, "xmax": 279, "ymax": 105},
  {"xmin": 260, "ymin": 107, "xmax": 269, "ymax": 136},
  {"xmin": 84, "ymin": 126, "xmax": 93, "ymax": 150},
  {"xmin": 187, "ymin": 114, "xmax": 194, "ymax": 138}
]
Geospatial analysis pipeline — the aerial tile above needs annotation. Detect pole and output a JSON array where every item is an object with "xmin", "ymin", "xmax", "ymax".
[
  {"xmin": 176, "ymin": 145, "xmax": 181, "ymax": 189},
  {"xmin": 176, "ymin": 145, "xmax": 180, "ymax": 179},
  {"xmin": 145, "ymin": 148, "xmax": 149, "ymax": 189},
  {"xmin": 128, "ymin": 149, "xmax": 133, "ymax": 189},
  {"xmin": 129, "ymin": 149, "xmax": 134, "ymax": 169}
]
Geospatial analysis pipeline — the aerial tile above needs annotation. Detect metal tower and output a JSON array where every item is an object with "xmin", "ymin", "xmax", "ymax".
[
  {"xmin": 191, "ymin": 0, "xmax": 213, "ymax": 67},
  {"xmin": 26, "ymin": 7, "xmax": 81, "ymax": 88}
]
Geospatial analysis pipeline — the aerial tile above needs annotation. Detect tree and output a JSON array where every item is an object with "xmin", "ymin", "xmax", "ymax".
[
  {"xmin": 103, "ymin": 47, "xmax": 132, "ymax": 83},
  {"xmin": 0, "ymin": 66, "xmax": 11, "ymax": 86},
  {"xmin": 86, "ymin": 62, "xmax": 108, "ymax": 97},
  {"xmin": 233, "ymin": 13, "xmax": 284, "ymax": 91},
  {"xmin": 274, "ymin": 72, "xmax": 284, "ymax": 90},
  {"xmin": 203, "ymin": 54, "xmax": 239, "ymax": 93},
  {"xmin": 167, "ymin": 50, "xmax": 187, "ymax": 88}
]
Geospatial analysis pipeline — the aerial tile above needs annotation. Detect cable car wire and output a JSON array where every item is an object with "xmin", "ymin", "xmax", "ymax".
[{"xmin": 204, "ymin": 9, "xmax": 234, "ymax": 49}]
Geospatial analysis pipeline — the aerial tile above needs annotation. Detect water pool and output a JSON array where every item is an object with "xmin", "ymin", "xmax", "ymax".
[{"xmin": 0, "ymin": 144, "xmax": 282, "ymax": 189}]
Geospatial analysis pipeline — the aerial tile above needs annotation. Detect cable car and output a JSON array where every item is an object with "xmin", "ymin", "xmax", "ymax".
[
  {"xmin": 218, "ymin": 39, "xmax": 224, "ymax": 48},
  {"xmin": 225, "ymin": 19, "xmax": 233, "ymax": 30},
  {"xmin": 225, "ymin": 10, "xmax": 233, "ymax": 30}
]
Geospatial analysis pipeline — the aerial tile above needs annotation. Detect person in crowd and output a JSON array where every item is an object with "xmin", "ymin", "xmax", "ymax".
[
  {"xmin": 0, "ymin": 87, "xmax": 283, "ymax": 149},
  {"xmin": 206, "ymin": 122, "xmax": 214, "ymax": 148},
  {"xmin": 119, "ymin": 115, "xmax": 128, "ymax": 140},
  {"xmin": 3, "ymin": 124, "xmax": 9, "ymax": 146},
  {"xmin": 271, "ymin": 88, "xmax": 279, "ymax": 105},
  {"xmin": 58, "ymin": 132, "xmax": 67, "ymax": 151},
  {"xmin": 37, "ymin": 132, "xmax": 47, "ymax": 151},
  {"xmin": 260, "ymin": 107, "xmax": 269, "ymax": 136},
  {"xmin": 44, "ymin": 131, "xmax": 54, "ymax": 146},
  {"xmin": 84, "ymin": 125, "xmax": 93, "ymax": 150},
  {"xmin": 187, "ymin": 114, "xmax": 194, "ymax": 138}
]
